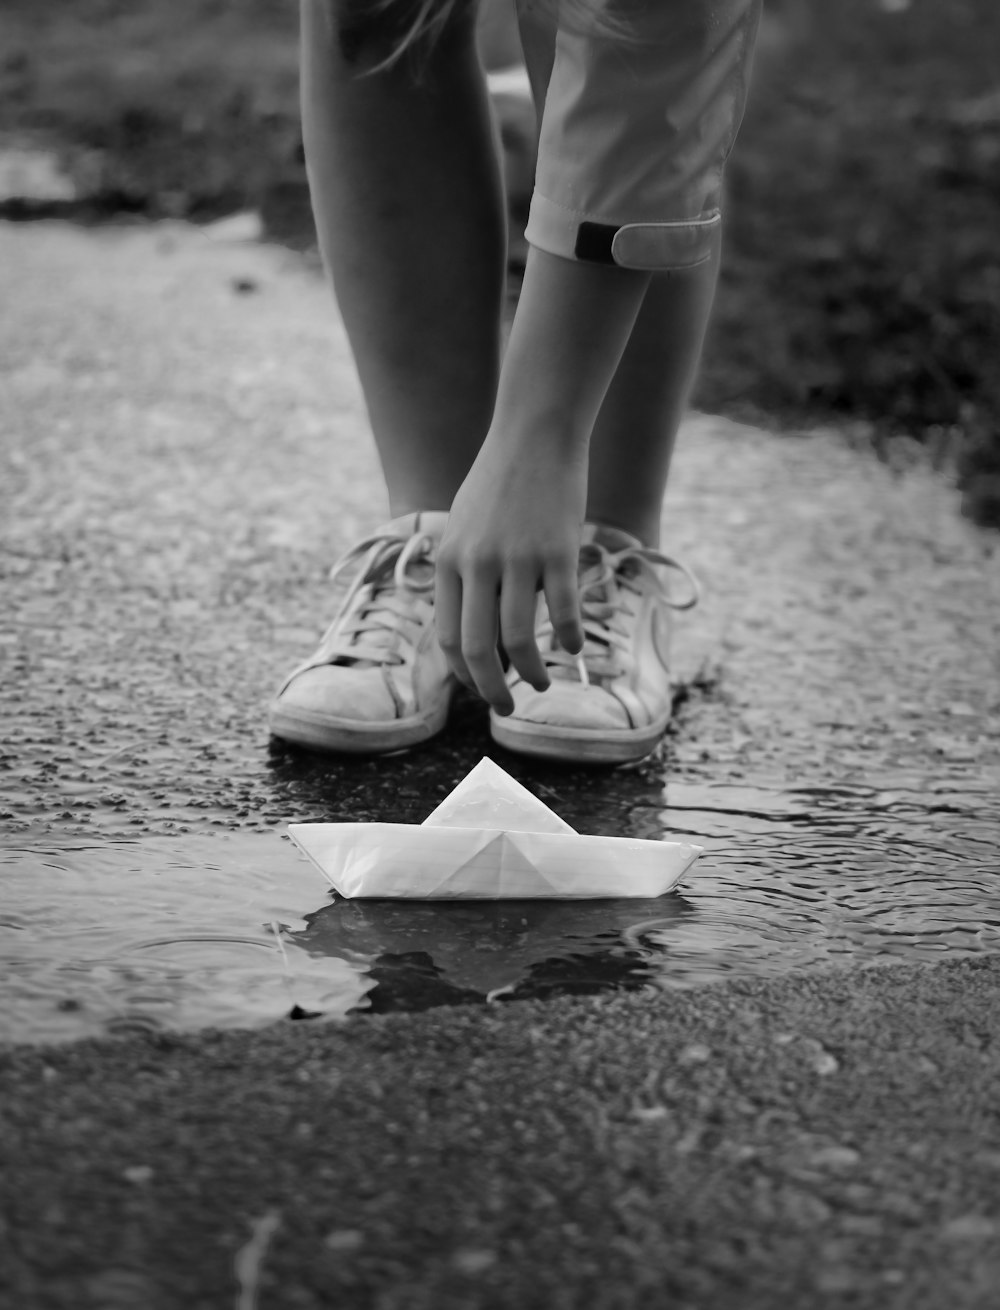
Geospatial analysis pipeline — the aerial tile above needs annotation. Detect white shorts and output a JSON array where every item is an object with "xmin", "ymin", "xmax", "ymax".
[{"xmin": 517, "ymin": 0, "xmax": 762, "ymax": 270}]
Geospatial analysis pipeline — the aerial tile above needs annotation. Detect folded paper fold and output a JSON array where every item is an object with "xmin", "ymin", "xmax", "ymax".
[
  {"xmin": 288, "ymin": 758, "xmax": 702, "ymax": 900},
  {"xmin": 421, "ymin": 758, "xmax": 575, "ymax": 833}
]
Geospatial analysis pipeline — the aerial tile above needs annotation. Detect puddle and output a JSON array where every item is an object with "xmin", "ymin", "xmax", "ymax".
[
  {"xmin": 0, "ymin": 834, "xmax": 368, "ymax": 1044},
  {"xmin": 2, "ymin": 774, "xmax": 998, "ymax": 1044}
]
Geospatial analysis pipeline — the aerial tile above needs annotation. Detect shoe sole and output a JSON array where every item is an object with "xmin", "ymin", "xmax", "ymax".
[
  {"xmin": 489, "ymin": 709, "xmax": 671, "ymax": 765},
  {"xmin": 269, "ymin": 694, "xmax": 452, "ymax": 756}
]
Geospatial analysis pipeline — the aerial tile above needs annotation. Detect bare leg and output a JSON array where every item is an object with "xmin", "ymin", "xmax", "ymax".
[
  {"xmin": 300, "ymin": 0, "xmax": 507, "ymax": 516},
  {"xmin": 585, "ymin": 230, "xmax": 722, "ymax": 546}
]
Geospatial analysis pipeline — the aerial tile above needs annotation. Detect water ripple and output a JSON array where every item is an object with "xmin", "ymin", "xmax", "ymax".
[{"xmin": 1, "ymin": 775, "xmax": 997, "ymax": 1042}]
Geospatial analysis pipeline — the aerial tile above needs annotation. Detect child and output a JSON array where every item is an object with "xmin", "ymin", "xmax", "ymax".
[{"xmin": 269, "ymin": 0, "xmax": 761, "ymax": 763}]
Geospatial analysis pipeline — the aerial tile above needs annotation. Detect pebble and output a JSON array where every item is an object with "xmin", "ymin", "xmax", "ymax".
[
  {"xmin": 942, "ymin": 1214, "xmax": 999, "ymax": 1242},
  {"xmin": 324, "ymin": 1229, "xmax": 364, "ymax": 1253},
  {"xmin": 451, "ymin": 1248, "xmax": 498, "ymax": 1275}
]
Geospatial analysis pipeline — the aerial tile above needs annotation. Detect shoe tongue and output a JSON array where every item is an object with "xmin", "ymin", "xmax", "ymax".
[
  {"xmin": 379, "ymin": 510, "xmax": 449, "ymax": 539},
  {"xmin": 576, "ymin": 544, "xmax": 610, "ymax": 601},
  {"xmin": 582, "ymin": 523, "xmax": 647, "ymax": 590},
  {"xmin": 361, "ymin": 515, "xmax": 441, "ymax": 597},
  {"xmin": 362, "ymin": 546, "xmax": 400, "ymax": 589},
  {"xmin": 581, "ymin": 522, "xmax": 643, "ymax": 552}
]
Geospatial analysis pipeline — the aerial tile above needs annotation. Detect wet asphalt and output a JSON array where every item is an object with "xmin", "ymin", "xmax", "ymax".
[{"xmin": 2, "ymin": 220, "xmax": 1000, "ymax": 1308}]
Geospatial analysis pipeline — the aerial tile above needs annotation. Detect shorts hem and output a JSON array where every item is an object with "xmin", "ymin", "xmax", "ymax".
[{"xmin": 525, "ymin": 192, "xmax": 721, "ymax": 271}]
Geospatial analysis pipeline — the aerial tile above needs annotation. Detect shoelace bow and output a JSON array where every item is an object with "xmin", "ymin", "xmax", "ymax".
[
  {"xmin": 313, "ymin": 532, "xmax": 436, "ymax": 667},
  {"xmin": 541, "ymin": 543, "xmax": 699, "ymax": 686}
]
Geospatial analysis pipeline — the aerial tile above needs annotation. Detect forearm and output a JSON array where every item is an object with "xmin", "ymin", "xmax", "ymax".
[{"xmin": 492, "ymin": 247, "xmax": 651, "ymax": 449}]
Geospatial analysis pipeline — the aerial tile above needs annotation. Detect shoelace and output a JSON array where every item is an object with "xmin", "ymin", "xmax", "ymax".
[
  {"xmin": 540, "ymin": 543, "xmax": 699, "ymax": 687},
  {"xmin": 311, "ymin": 531, "xmax": 437, "ymax": 668}
]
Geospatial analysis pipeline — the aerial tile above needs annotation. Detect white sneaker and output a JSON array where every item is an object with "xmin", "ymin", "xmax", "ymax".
[
  {"xmin": 490, "ymin": 523, "xmax": 699, "ymax": 764},
  {"xmin": 268, "ymin": 511, "xmax": 456, "ymax": 754}
]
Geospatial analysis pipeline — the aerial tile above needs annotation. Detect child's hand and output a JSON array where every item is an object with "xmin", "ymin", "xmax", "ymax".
[
  {"xmin": 435, "ymin": 246, "xmax": 649, "ymax": 714},
  {"xmin": 435, "ymin": 433, "xmax": 586, "ymax": 715}
]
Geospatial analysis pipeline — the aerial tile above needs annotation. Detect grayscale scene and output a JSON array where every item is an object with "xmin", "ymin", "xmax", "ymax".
[{"xmin": 2, "ymin": 0, "xmax": 999, "ymax": 1306}]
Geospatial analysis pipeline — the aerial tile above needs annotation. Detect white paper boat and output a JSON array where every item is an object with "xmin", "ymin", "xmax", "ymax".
[{"xmin": 289, "ymin": 758, "xmax": 702, "ymax": 900}]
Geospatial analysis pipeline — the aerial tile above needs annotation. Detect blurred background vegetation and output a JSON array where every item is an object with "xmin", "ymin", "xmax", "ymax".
[{"xmin": 1, "ymin": 0, "xmax": 998, "ymax": 523}]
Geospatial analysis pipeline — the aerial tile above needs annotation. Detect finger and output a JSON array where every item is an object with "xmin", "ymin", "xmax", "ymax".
[
  {"xmin": 434, "ymin": 562, "xmax": 475, "ymax": 690},
  {"xmin": 461, "ymin": 565, "xmax": 512, "ymax": 714},
  {"xmin": 500, "ymin": 562, "xmax": 549, "ymax": 692},
  {"xmin": 542, "ymin": 556, "xmax": 583, "ymax": 655}
]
